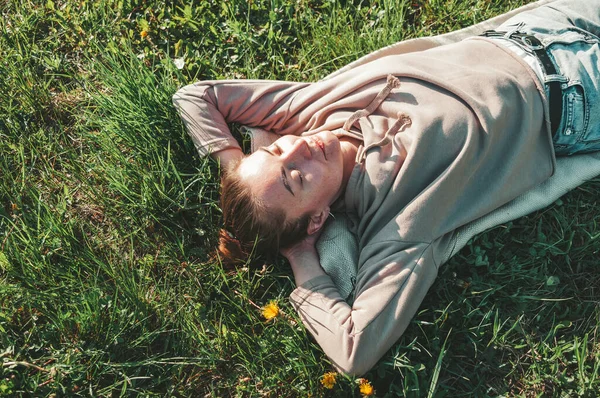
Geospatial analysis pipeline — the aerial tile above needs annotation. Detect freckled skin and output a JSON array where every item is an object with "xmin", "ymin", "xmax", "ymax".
[{"xmin": 238, "ymin": 131, "xmax": 346, "ymax": 224}]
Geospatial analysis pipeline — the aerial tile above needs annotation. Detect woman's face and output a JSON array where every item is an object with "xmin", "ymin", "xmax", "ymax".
[{"xmin": 237, "ymin": 131, "xmax": 345, "ymax": 226}]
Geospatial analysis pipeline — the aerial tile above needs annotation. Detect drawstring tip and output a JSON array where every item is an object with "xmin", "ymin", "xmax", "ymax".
[
  {"xmin": 387, "ymin": 74, "xmax": 401, "ymax": 89},
  {"xmin": 397, "ymin": 112, "xmax": 412, "ymax": 126}
]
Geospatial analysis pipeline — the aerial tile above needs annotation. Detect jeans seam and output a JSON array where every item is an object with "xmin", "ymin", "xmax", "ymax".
[{"xmin": 578, "ymin": 94, "xmax": 594, "ymax": 143}]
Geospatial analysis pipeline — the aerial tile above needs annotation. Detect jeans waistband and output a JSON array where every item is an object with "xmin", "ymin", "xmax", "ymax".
[{"xmin": 480, "ymin": 30, "xmax": 562, "ymax": 135}]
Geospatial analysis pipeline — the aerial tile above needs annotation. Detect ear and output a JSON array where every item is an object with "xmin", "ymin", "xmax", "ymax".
[{"xmin": 307, "ymin": 206, "xmax": 330, "ymax": 236}]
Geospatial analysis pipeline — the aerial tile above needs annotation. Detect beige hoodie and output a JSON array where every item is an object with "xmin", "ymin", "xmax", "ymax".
[{"xmin": 173, "ymin": 37, "xmax": 555, "ymax": 375}]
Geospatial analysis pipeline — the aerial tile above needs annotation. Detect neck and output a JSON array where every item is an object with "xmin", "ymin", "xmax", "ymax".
[{"xmin": 338, "ymin": 136, "xmax": 360, "ymax": 196}]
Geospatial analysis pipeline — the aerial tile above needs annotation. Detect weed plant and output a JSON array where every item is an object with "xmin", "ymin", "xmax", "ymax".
[{"xmin": 1, "ymin": 0, "xmax": 599, "ymax": 396}]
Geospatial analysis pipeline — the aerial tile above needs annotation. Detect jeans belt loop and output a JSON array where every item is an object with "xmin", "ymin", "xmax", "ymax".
[{"xmin": 520, "ymin": 35, "xmax": 544, "ymax": 51}]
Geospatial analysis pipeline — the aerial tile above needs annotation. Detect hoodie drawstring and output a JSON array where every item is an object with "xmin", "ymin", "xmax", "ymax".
[
  {"xmin": 342, "ymin": 74, "xmax": 412, "ymax": 163},
  {"xmin": 343, "ymin": 74, "xmax": 401, "ymax": 132}
]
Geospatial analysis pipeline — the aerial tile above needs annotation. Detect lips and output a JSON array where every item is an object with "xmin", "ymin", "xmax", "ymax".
[{"xmin": 313, "ymin": 138, "xmax": 327, "ymax": 160}]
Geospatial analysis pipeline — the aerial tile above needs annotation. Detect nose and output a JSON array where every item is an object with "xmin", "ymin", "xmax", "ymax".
[{"xmin": 282, "ymin": 138, "xmax": 311, "ymax": 161}]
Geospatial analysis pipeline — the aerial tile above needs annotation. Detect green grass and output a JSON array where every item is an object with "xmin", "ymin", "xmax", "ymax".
[{"xmin": 1, "ymin": 0, "xmax": 600, "ymax": 396}]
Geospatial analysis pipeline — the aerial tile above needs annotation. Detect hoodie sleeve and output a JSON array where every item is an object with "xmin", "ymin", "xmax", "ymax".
[
  {"xmin": 289, "ymin": 240, "xmax": 439, "ymax": 376},
  {"xmin": 172, "ymin": 79, "xmax": 310, "ymax": 157}
]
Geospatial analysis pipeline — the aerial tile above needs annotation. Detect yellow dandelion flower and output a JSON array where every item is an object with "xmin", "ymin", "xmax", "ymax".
[
  {"xmin": 358, "ymin": 379, "xmax": 374, "ymax": 396},
  {"xmin": 320, "ymin": 372, "xmax": 337, "ymax": 389},
  {"xmin": 140, "ymin": 29, "xmax": 148, "ymax": 38},
  {"xmin": 262, "ymin": 300, "xmax": 279, "ymax": 320}
]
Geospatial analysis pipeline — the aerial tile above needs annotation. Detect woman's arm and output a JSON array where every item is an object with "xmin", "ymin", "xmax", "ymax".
[
  {"xmin": 285, "ymin": 246, "xmax": 327, "ymax": 286},
  {"xmin": 281, "ymin": 232, "xmax": 327, "ymax": 286},
  {"xmin": 172, "ymin": 80, "xmax": 310, "ymax": 159},
  {"xmin": 287, "ymin": 239, "xmax": 439, "ymax": 376},
  {"xmin": 211, "ymin": 148, "xmax": 243, "ymax": 171}
]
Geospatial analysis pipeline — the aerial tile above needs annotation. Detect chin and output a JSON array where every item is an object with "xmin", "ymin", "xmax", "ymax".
[{"xmin": 325, "ymin": 135, "xmax": 342, "ymax": 157}]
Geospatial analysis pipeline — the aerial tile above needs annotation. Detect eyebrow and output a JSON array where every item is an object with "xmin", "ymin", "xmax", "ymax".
[
  {"xmin": 258, "ymin": 147, "xmax": 275, "ymax": 156},
  {"xmin": 258, "ymin": 147, "xmax": 295, "ymax": 196}
]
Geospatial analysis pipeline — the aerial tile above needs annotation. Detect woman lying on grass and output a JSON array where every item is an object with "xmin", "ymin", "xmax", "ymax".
[{"xmin": 174, "ymin": 0, "xmax": 600, "ymax": 375}]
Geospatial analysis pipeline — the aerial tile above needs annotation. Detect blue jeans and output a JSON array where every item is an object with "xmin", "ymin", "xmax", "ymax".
[{"xmin": 498, "ymin": 0, "xmax": 600, "ymax": 155}]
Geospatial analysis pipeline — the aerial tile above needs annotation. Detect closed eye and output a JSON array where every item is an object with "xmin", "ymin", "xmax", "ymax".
[
  {"xmin": 258, "ymin": 145, "xmax": 296, "ymax": 196},
  {"xmin": 281, "ymin": 167, "xmax": 294, "ymax": 196}
]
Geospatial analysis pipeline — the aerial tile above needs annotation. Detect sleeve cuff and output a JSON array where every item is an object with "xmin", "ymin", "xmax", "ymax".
[{"xmin": 193, "ymin": 137, "xmax": 241, "ymax": 159}]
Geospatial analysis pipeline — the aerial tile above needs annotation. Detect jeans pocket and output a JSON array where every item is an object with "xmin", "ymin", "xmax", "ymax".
[
  {"xmin": 553, "ymin": 83, "xmax": 589, "ymax": 155},
  {"xmin": 564, "ymin": 84, "xmax": 587, "ymax": 138}
]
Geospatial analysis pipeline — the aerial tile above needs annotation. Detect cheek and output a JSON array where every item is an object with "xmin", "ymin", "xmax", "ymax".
[
  {"xmin": 316, "ymin": 165, "xmax": 338, "ymax": 190},
  {"xmin": 308, "ymin": 165, "xmax": 328, "ymax": 184}
]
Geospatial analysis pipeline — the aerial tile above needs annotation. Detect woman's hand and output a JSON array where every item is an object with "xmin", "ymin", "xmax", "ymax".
[
  {"xmin": 281, "ymin": 232, "xmax": 326, "ymax": 286},
  {"xmin": 280, "ymin": 231, "xmax": 320, "ymax": 259}
]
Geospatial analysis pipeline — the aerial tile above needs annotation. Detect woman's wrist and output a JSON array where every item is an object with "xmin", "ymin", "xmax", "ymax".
[{"xmin": 287, "ymin": 248, "xmax": 326, "ymax": 286}]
